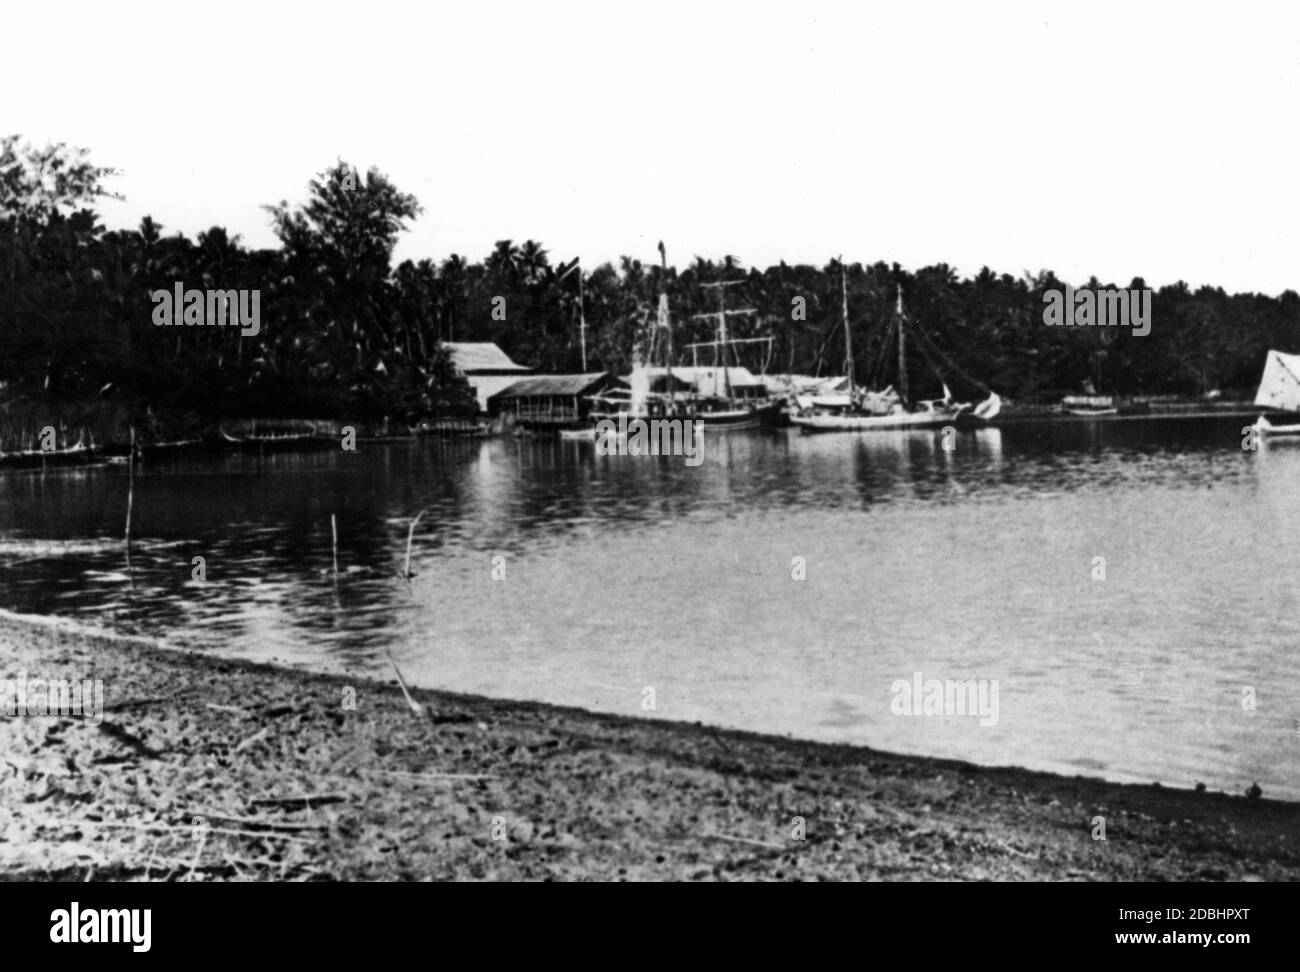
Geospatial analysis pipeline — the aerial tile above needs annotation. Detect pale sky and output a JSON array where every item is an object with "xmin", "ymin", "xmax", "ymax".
[{"xmin": 6, "ymin": 0, "xmax": 1300, "ymax": 294}]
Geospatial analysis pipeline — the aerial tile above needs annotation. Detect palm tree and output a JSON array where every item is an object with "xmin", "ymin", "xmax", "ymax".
[
  {"xmin": 487, "ymin": 239, "xmax": 520, "ymax": 278},
  {"xmin": 517, "ymin": 239, "xmax": 549, "ymax": 287},
  {"xmin": 438, "ymin": 253, "xmax": 469, "ymax": 341}
]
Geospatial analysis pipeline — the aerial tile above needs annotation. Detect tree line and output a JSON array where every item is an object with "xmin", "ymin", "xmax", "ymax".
[{"xmin": 3, "ymin": 136, "xmax": 1296, "ymax": 445}]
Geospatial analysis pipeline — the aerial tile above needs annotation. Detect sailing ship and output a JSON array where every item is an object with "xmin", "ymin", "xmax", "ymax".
[
  {"xmin": 791, "ymin": 263, "xmax": 1000, "ymax": 434},
  {"xmin": 1251, "ymin": 349, "xmax": 1300, "ymax": 436},
  {"xmin": 675, "ymin": 278, "xmax": 784, "ymax": 429},
  {"xmin": 585, "ymin": 244, "xmax": 783, "ymax": 433}
]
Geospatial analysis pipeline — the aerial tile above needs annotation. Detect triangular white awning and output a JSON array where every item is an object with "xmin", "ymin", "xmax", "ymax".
[{"xmin": 1254, "ymin": 350, "xmax": 1300, "ymax": 411}]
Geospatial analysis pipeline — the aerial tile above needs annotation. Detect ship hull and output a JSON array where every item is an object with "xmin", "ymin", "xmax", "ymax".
[
  {"xmin": 588, "ymin": 400, "xmax": 783, "ymax": 432},
  {"xmin": 792, "ymin": 405, "xmax": 970, "ymax": 434},
  {"xmin": 695, "ymin": 401, "xmax": 784, "ymax": 430}
]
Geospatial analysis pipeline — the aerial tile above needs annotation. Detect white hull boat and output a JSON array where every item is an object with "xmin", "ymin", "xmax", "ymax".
[
  {"xmin": 1251, "ymin": 351, "xmax": 1300, "ymax": 438},
  {"xmin": 793, "ymin": 403, "xmax": 972, "ymax": 433},
  {"xmin": 789, "ymin": 263, "xmax": 1000, "ymax": 436},
  {"xmin": 1251, "ymin": 415, "xmax": 1300, "ymax": 437}
]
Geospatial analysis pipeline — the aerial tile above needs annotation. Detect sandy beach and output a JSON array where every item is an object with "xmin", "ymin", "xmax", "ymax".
[{"xmin": 1, "ymin": 611, "xmax": 1296, "ymax": 881}]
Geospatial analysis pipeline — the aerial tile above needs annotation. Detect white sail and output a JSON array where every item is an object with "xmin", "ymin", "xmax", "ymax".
[
  {"xmin": 973, "ymin": 392, "xmax": 1002, "ymax": 420},
  {"xmin": 1254, "ymin": 350, "xmax": 1300, "ymax": 412}
]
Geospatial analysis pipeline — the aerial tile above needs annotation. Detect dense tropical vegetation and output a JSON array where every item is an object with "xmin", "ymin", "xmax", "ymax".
[{"xmin": 3, "ymin": 135, "xmax": 1299, "ymax": 448}]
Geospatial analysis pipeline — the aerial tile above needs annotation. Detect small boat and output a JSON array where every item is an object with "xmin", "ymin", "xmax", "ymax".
[
  {"xmin": 559, "ymin": 426, "xmax": 597, "ymax": 441},
  {"xmin": 1066, "ymin": 407, "xmax": 1118, "ymax": 417},
  {"xmin": 218, "ymin": 421, "xmax": 325, "ymax": 446},
  {"xmin": 1251, "ymin": 350, "xmax": 1300, "ymax": 437},
  {"xmin": 220, "ymin": 427, "xmax": 319, "ymax": 444},
  {"xmin": 140, "ymin": 437, "xmax": 205, "ymax": 456},
  {"xmin": 0, "ymin": 435, "xmax": 99, "ymax": 468},
  {"xmin": 1062, "ymin": 394, "xmax": 1149, "ymax": 418},
  {"xmin": 1063, "ymin": 395, "xmax": 1116, "ymax": 417},
  {"xmin": 1251, "ymin": 415, "xmax": 1300, "ymax": 437},
  {"xmin": 416, "ymin": 419, "xmax": 492, "ymax": 437},
  {"xmin": 1066, "ymin": 389, "xmax": 1149, "ymax": 418}
]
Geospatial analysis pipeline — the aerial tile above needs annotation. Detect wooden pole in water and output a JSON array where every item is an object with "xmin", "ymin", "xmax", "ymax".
[
  {"xmin": 331, "ymin": 514, "xmax": 339, "ymax": 577},
  {"xmin": 404, "ymin": 509, "xmax": 427, "ymax": 581},
  {"xmin": 125, "ymin": 426, "xmax": 135, "ymax": 570}
]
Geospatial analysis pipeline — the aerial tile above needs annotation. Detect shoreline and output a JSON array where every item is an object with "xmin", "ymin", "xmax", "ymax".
[
  {"xmin": 0, "ymin": 400, "xmax": 1270, "ymax": 471},
  {"xmin": 1, "ymin": 611, "xmax": 1297, "ymax": 881},
  {"xmin": 0, "ymin": 404, "xmax": 1267, "ymax": 469}
]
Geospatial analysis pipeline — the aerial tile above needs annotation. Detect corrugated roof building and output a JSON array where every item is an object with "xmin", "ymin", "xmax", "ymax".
[
  {"xmin": 445, "ymin": 342, "xmax": 533, "ymax": 413},
  {"xmin": 489, "ymin": 373, "xmax": 615, "ymax": 429}
]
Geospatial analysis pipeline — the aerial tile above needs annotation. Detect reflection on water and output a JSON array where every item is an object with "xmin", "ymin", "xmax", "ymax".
[{"xmin": 1, "ymin": 415, "xmax": 1298, "ymax": 800}]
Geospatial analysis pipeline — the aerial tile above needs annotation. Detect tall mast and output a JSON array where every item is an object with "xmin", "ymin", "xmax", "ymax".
[
  {"xmin": 577, "ymin": 267, "xmax": 588, "ymax": 372},
  {"xmin": 695, "ymin": 280, "xmax": 753, "ymax": 400},
  {"xmin": 560, "ymin": 258, "xmax": 589, "ymax": 371},
  {"xmin": 717, "ymin": 284, "xmax": 731, "ymax": 399},
  {"xmin": 896, "ymin": 283, "xmax": 909, "ymax": 405},
  {"xmin": 841, "ymin": 257, "xmax": 854, "ymax": 396},
  {"xmin": 658, "ymin": 242, "xmax": 672, "ymax": 403}
]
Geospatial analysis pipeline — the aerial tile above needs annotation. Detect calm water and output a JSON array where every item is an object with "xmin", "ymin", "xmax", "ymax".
[{"xmin": 2, "ymin": 415, "xmax": 1298, "ymax": 801}]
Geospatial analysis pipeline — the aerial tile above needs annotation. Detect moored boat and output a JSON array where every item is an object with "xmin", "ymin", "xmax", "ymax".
[
  {"xmin": 1066, "ymin": 407, "xmax": 1119, "ymax": 417},
  {"xmin": 680, "ymin": 277, "xmax": 784, "ymax": 430},
  {"xmin": 218, "ymin": 419, "xmax": 331, "ymax": 448},
  {"xmin": 140, "ymin": 437, "xmax": 205, "ymax": 456},
  {"xmin": 1251, "ymin": 415, "xmax": 1300, "ymax": 437},
  {"xmin": 219, "ymin": 427, "xmax": 321, "ymax": 444},
  {"xmin": 791, "ymin": 262, "xmax": 998, "ymax": 434},
  {"xmin": 0, "ymin": 435, "xmax": 98, "ymax": 469},
  {"xmin": 1062, "ymin": 395, "xmax": 1149, "ymax": 417},
  {"xmin": 794, "ymin": 397, "xmax": 973, "ymax": 432},
  {"xmin": 1251, "ymin": 349, "xmax": 1300, "ymax": 437},
  {"xmin": 581, "ymin": 243, "xmax": 784, "ymax": 435}
]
